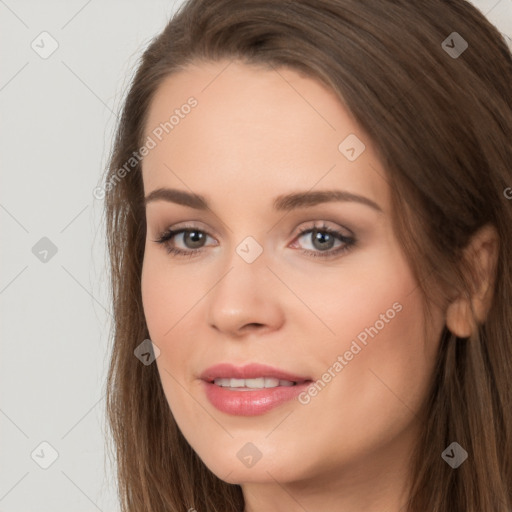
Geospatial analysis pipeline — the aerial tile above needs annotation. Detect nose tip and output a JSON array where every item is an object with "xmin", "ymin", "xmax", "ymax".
[{"xmin": 206, "ymin": 264, "xmax": 285, "ymax": 338}]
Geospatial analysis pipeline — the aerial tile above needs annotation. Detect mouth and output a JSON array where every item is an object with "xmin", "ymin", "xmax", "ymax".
[
  {"xmin": 199, "ymin": 363, "xmax": 313, "ymax": 415},
  {"xmin": 200, "ymin": 362, "xmax": 311, "ymax": 387},
  {"xmin": 209, "ymin": 377, "xmax": 306, "ymax": 391}
]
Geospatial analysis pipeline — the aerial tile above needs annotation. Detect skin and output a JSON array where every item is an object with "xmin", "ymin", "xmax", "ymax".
[{"xmin": 140, "ymin": 59, "xmax": 449, "ymax": 512}]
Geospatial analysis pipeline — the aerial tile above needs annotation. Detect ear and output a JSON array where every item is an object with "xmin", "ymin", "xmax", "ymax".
[{"xmin": 446, "ymin": 224, "xmax": 499, "ymax": 338}]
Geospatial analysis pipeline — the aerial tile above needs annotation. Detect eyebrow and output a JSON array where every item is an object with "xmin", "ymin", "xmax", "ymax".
[{"xmin": 144, "ymin": 187, "xmax": 382, "ymax": 213}]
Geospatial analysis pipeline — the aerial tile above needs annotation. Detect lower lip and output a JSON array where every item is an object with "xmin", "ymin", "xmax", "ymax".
[{"xmin": 202, "ymin": 381, "xmax": 311, "ymax": 416}]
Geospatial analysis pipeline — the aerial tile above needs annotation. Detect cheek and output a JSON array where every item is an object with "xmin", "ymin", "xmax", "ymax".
[
  {"xmin": 141, "ymin": 251, "xmax": 207, "ymax": 389},
  {"xmin": 141, "ymin": 254, "xmax": 192, "ymax": 389},
  {"xmin": 289, "ymin": 278, "xmax": 441, "ymax": 473},
  {"xmin": 141, "ymin": 256, "xmax": 199, "ymax": 422},
  {"xmin": 308, "ymin": 246, "xmax": 441, "ymax": 422},
  {"xmin": 343, "ymin": 290, "xmax": 435, "ymax": 395},
  {"xmin": 309, "ymin": 269, "xmax": 440, "ymax": 438},
  {"xmin": 141, "ymin": 251, "xmax": 199, "ymax": 341}
]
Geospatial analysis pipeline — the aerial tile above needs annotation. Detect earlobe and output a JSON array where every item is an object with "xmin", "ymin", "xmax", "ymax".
[
  {"xmin": 445, "ymin": 224, "xmax": 499, "ymax": 338},
  {"xmin": 446, "ymin": 297, "xmax": 475, "ymax": 338}
]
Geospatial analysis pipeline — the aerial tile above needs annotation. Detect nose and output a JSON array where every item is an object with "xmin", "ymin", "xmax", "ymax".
[{"xmin": 206, "ymin": 248, "xmax": 285, "ymax": 338}]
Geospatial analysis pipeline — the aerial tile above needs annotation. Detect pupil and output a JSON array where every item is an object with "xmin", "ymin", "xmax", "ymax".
[
  {"xmin": 312, "ymin": 229, "xmax": 334, "ymax": 250},
  {"xmin": 186, "ymin": 230, "xmax": 204, "ymax": 248}
]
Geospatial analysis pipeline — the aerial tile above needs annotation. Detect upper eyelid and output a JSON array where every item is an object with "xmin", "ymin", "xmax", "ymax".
[
  {"xmin": 157, "ymin": 222, "xmax": 353, "ymax": 246},
  {"xmin": 158, "ymin": 222, "xmax": 350, "ymax": 239}
]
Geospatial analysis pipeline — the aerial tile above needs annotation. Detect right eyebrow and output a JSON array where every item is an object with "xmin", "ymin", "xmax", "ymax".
[{"xmin": 144, "ymin": 188, "xmax": 208, "ymax": 209}]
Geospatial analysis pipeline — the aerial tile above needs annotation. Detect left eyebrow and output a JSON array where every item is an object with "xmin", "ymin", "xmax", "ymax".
[
  {"xmin": 273, "ymin": 190, "xmax": 382, "ymax": 213},
  {"xmin": 144, "ymin": 187, "xmax": 382, "ymax": 213}
]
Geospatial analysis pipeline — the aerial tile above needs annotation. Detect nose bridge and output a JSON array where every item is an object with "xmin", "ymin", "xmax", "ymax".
[
  {"xmin": 205, "ymin": 235, "xmax": 284, "ymax": 335},
  {"xmin": 213, "ymin": 234, "xmax": 268, "ymax": 309}
]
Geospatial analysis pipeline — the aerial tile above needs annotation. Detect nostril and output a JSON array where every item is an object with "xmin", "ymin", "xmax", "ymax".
[{"xmin": 239, "ymin": 322, "xmax": 265, "ymax": 331}]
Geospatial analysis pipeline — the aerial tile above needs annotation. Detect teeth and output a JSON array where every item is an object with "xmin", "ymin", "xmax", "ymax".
[
  {"xmin": 246, "ymin": 377, "xmax": 271, "ymax": 388},
  {"xmin": 213, "ymin": 377, "xmax": 296, "ymax": 389}
]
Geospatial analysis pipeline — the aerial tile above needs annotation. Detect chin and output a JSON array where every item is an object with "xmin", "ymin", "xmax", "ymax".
[{"xmin": 193, "ymin": 440, "xmax": 309, "ymax": 485}]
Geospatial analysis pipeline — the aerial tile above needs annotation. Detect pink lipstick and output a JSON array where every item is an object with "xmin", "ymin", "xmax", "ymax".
[{"xmin": 200, "ymin": 363, "xmax": 312, "ymax": 416}]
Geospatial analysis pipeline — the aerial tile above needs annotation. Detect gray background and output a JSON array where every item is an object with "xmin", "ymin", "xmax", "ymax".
[{"xmin": 1, "ymin": 1, "xmax": 511, "ymax": 510}]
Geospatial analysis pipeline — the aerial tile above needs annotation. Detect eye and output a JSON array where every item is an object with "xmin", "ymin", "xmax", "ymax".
[
  {"xmin": 291, "ymin": 222, "xmax": 356, "ymax": 259},
  {"xmin": 153, "ymin": 221, "xmax": 356, "ymax": 259},
  {"xmin": 153, "ymin": 226, "xmax": 216, "ymax": 258}
]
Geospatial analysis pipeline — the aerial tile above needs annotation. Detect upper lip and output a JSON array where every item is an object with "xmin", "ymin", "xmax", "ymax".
[{"xmin": 200, "ymin": 363, "xmax": 312, "ymax": 383}]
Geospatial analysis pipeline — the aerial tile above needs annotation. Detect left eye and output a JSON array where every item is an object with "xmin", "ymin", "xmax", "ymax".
[
  {"xmin": 292, "ymin": 225, "xmax": 356, "ymax": 258},
  {"xmin": 296, "ymin": 227, "xmax": 342, "ymax": 251}
]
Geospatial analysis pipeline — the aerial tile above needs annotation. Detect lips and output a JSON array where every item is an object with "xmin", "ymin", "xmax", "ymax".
[
  {"xmin": 199, "ymin": 363, "xmax": 313, "ymax": 416},
  {"xmin": 199, "ymin": 362, "xmax": 311, "ymax": 384}
]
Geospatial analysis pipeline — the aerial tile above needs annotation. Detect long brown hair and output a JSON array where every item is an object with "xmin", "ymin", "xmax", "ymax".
[{"xmin": 103, "ymin": 1, "xmax": 512, "ymax": 510}]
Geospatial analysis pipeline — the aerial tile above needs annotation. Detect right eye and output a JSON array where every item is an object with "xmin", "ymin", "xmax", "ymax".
[{"xmin": 154, "ymin": 227, "xmax": 218, "ymax": 257}]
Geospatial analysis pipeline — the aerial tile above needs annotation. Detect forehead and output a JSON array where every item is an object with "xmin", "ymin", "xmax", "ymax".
[{"xmin": 141, "ymin": 60, "xmax": 389, "ymax": 211}]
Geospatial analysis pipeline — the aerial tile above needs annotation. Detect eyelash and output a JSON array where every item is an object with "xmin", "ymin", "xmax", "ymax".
[{"xmin": 153, "ymin": 222, "xmax": 357, "ymax": 260}]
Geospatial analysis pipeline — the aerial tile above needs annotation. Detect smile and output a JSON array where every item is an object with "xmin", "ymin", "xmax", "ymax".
[
  {"xmin": 213, "ymin": 377, "xmax": 297, "ymax": 390},
  {"xmin": 200, "ymin": 363, "xmax": 313, "ymax": 415}
]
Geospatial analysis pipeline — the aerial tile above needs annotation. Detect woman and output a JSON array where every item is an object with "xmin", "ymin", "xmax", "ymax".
[{"xmin": 103, "ymin": 0, "xmax": 512, "ymax": 510}]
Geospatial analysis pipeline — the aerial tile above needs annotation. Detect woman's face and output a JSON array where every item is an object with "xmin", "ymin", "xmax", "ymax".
[{"xmin": 141, "ymin": 60, "xmax": 444, "ymax": 491}]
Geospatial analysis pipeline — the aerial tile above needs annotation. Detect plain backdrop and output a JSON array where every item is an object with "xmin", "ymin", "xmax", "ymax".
[{"xmin": 1, "ymin": 1, "xmax": 511, "ymax": 510}]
